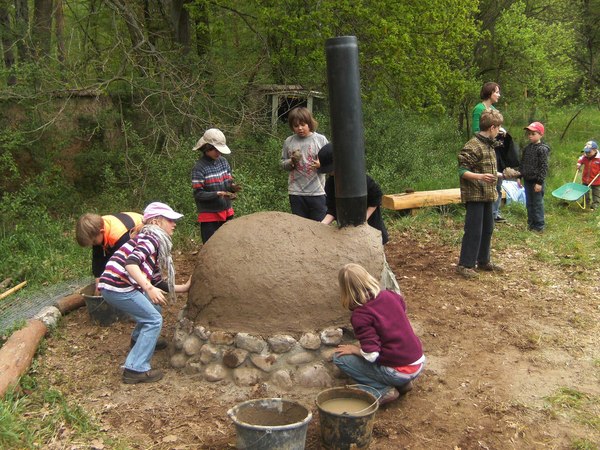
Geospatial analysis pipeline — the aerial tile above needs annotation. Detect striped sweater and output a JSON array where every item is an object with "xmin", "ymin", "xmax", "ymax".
[
  {"xmin": 98, "ymin": 232, "xmax": 162, "ymax": 294},
  {"xmin": 191, "ymin": 155, "xmax": 235, "ymax": 216}
]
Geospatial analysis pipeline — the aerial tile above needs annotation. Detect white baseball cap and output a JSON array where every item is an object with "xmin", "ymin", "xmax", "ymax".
[
  {"xmin": 192, "ymin": 128, "xmax": 231, "ymax": 154},
  {"xmin": 143, "ymin": 202, "xmax": 183, "ymax": 222}
]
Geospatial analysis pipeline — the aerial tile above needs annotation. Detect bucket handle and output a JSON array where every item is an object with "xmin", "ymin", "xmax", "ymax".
[{"xmin": 344, "ymin": 384, "xmax": 381, "ymax": 414}]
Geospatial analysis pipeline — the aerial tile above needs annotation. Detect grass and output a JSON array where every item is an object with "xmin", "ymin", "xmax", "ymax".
[{"xmin": 545, "ymin": 387, "xmax": 600, "ymax": 434}]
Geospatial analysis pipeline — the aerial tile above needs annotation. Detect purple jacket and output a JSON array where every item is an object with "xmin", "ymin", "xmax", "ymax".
[{"xmin": 351, "ymin": 290, "xmax": 423, "ymax": 367}]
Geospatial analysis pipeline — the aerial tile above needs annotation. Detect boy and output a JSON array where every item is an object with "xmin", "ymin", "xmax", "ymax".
[
  {"xmin": 520, "ymin": 122, "xmax": 550, "ymax": 232},
  {"xmin": 317, "ymin": 143, "xmax": 389, "ymax": 245},
  {"xmin": 280, "ymin": 107, "xmax": 329, "ymax": 221},
  {"xmin": 456, "ymin": 109, "xmax": 504, "ymax": 279},
  {"xmin": 576, "ymin": 140, "xmax": 600, "ymax": 210},
  {"xmin": 191, "ymin": 128, "xmax": 241, "ymax": 243},
  {"xmin": 76, "ymin": 212, "xmax": 143, "ymax": 291}
]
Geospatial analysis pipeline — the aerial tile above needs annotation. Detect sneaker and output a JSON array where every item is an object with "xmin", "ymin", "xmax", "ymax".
[
  {"xmin": 122, "ymin": 369, "xmax": 164, "ymax": 384},
  {"xmin": 130, "ymin": 337, "xmax": 168, "ymax": 351},
  {"xmin": 456, "ymin": 265, "xmax": 478, "ymax": 279},
  {"xmin": 477, "ymin": 262, "xmax": 504, "ymax": 272},
  {"xmin": 379, "ymin": 388, "xmax": 400, "ymax": 406},
  {"xmin": 494, "ymin": 215, "xmax": 507, "ymax": 223}
]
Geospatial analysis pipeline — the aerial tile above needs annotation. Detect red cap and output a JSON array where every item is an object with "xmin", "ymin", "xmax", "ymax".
[{"xmin": 524, "ymin": 122, "xmax": 544, "ymax": 135}]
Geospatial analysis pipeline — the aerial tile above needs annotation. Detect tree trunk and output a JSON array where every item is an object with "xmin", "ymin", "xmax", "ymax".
[
  {"xmin": 32, "ymin": 0, "xmax": 53, "ymax": 60},
  {"xmin": 0, "ymin": 4, "xmax": 16, "ymax": 85},
  {"xmin": 170, "ymin": 0, "xmax": 191, "ymax": 54},
  {"xmin": 55, "ymin": 0, "xmax": 65, "ymax": 64},
  {"xmin": 194, "ymin": 1, "xmax": 209, "ymax": 58},
  {"xmin": 14, "ymin": 0, "xmax": 30, "ymax": 62}
]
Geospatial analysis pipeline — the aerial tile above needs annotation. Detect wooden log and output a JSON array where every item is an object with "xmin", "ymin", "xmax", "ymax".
[
  {"xmin": 0, "ymin": 319, "xmax": 47, "ymax": 397},
  {"xmin": 0, "ymin": 281, "xmax": 28, "ymax": 301},
  {"xmin": 383, "ymin": 188, "xmax": 505, "ymax": 211},
  {"xmin": 55, "ymin": 293, "xmax": 86, "ymax": 315}
]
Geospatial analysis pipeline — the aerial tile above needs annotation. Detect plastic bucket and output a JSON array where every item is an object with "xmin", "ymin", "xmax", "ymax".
[
  {"xmin": 227, "ymin": 398, "xmax": 312, "ymax": 450},
  {"xmin": 80, "ymin": 284, "xmax": 127, "ymax": 327},
  {"xmin": 315, "ymin": 386, "xmax": 379, "ymax": 450}
]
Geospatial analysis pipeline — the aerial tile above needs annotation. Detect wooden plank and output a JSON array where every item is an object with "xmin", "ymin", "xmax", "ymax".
[{"xmin": 383, "ymin": 188, "xmax": 505, "ymax": 211}]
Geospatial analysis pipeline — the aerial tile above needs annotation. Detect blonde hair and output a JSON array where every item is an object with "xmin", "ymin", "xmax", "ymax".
[
  {"xmin": 75, "ymin": 213, "xmax": 103, "ymax": 246},
  {"xmin": 338, "ymin": 263, "xmax": 381, "ymax": 310}
]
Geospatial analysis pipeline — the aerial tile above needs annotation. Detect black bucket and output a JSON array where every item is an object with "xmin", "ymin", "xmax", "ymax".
[
  {"xmin": 227, "ymin": 398, "xmax": 312, "ymax": 449},
  {"xmin": 80, "ymin": 283, "xmax": 127, "ymax": 327},
  {"xmin": 315, "ymin": 386, "xmax": 379, "ymax": 450}
]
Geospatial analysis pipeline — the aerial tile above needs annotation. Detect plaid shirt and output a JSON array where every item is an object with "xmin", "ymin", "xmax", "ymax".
[{"xmin": 458, "ymin": 133, "xmax": 498, "ymax": 202}]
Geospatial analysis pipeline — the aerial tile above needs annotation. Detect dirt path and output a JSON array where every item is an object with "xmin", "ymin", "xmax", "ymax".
[{"xmin": 38, "ymin": 231, "xmax": 599, "ymax": 449}]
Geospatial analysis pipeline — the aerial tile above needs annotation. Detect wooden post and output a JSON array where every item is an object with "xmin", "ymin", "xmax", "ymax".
[{"xmin": 0, "ymin": 319, "xmax": 47, "ymax": 397}]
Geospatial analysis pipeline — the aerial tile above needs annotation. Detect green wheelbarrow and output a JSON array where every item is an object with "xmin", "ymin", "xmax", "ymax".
[{"xmin": 552, "ymin": 171, "xmax": 600, "ymax": 209}]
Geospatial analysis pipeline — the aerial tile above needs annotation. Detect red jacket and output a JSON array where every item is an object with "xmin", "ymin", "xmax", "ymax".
[{"xmin": 578, "ymin": 154, "xmax": 600, "ymax": 185}]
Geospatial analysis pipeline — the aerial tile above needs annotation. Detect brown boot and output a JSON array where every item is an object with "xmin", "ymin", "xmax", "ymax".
[{"xmin": 122, "ymin": 369, "xmax": 164, "ymax": 384}]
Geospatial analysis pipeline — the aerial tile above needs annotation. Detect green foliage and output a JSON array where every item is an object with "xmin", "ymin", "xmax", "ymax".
[{"xmin": 363, "ymin": 105, "xmax": 464, "ymax": 193}]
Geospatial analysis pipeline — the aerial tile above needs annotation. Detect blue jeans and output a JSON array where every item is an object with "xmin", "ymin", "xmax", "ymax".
[
  {"xmin": 492, "ymin": 179, "xmax": 502, "ymax": 218},
  {"xmin": 524, "ymin": 180, "xmax": 545, "ymax": 231},
  {"xmin": 333, "ymin": 353, "xmax": 425, "ymax": 397},
  {"xmin": 102, "ymin": 289, "xmax": 163, "ymax": 372},
  {"xmin": 458, "ymin": 201, "xmax": 494, "ymax": 268}
]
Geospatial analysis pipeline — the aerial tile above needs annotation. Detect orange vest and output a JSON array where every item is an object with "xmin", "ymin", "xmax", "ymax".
[{"xmin": 102, "ymin": 212, "xmax": 143, "ymax": 250}]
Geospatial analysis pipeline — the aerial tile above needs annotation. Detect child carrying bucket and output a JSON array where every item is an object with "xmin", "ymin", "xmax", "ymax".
[{"xmin": 333, "ymin": 263, "xmax": 425, "ymax": 406}]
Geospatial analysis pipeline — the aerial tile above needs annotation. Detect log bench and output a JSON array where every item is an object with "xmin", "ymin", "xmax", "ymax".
[{"xmin": 383, "ymin": 188, "xmax": 505, "ymax": 212}]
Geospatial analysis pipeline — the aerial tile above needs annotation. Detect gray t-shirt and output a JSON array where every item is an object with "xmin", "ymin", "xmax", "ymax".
[{"xmin": 280, "ymin": 132, "xmax": 328, "ymax": 196}]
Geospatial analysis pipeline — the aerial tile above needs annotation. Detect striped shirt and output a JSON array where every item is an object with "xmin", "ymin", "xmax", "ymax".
[
  {"xmin": 191, "ymin": 155, "xmax": 235, "ymax": 222},
  {"xmin": 98, "ymin": 232, "xmax": 162, "ymax": 293}
]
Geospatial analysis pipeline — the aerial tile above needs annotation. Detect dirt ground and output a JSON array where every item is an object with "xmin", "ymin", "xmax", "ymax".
[{"xmin": 38, "ymin": 230, "xmax": 599, "ymax": 449}]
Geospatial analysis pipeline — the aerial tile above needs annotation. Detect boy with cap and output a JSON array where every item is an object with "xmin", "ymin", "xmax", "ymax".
[
  {"xmin": 191, "ymin": 128, "xmax": 241, "ymax": 243},
  {"xmin": 576, "ymin": 140, "xmax": 600, "ymax": 210},
  {"xmin": 519, "ymin": 122, "xmax": 550, "ymax": 232},
  {"xmin": 99, "ymin": 202, "xmax": 191, "ymax": 384}
]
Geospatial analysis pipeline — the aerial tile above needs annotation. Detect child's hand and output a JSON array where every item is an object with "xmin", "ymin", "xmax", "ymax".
[
  {"xmin": 479, "ymin": 173, "xmax": 497, "ymax": 184},
  {"xmin": 290, "ymin": 149, "xmax": 301, "ymax": 165},
  {"xmin": 147, "ymin": 285, "xmax": 167, "ymax": 306},
  {"xmin": 311, "ymin": 159, "xmax": 321, "ymax": 170},
  {"xmin": 334, "ymin": 344, "xmax": 361, "ymax": 356},
  {"xmin": 534, "ymin": 183, "xmax": 542, "ymax": 193},
  {"xmin": 230, "ymin": 183, "xmax": 242, "ymax": 192}
]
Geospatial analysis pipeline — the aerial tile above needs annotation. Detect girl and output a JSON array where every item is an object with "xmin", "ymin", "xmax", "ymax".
[
  {"xmin": 99, "ymin": 202, "xmax": 191, "ymax": 384},
  {"xmin": 333, "ymin": 263, "xmax": 425, "ymax": 405},
  {"xmin": 280, "ymin": 107, "xmax": 329, "ymax": 221}
]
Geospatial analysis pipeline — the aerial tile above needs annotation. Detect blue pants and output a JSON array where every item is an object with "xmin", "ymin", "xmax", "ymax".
[
  {"xmin": 289, "ymin": 195, "xmax": 327, "ymax": 221},
  {"xmin": 492, "ymin": 179, "xmax": 502, "ymax": 218},
  {"xmin": 458, "ymin": 201, "xmax": 494, "ymax": 268},
  {"xmin": 333, "ymin": 353, "xmax": 424, "ymax": 397},
  {"xmin": 524, "ymin": 180, "xmax": 545, "ymax": 231},
  {"xmin": 102, "ymin": 289, "xmax": 163, "ymax": 373}
]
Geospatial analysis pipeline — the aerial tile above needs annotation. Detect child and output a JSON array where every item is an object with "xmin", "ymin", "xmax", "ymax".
[
  {"xmin": 76, "ymin": 212, "xmax": 143, "ymax": 292},
  {"xmin": 318, "ymin": 143, "xmax": 389, "ymax": 245},
  {"xmin": 191, "ymin": 128, "xmax": 241, "ymax": 243},
  {"xmin": 576, "ymin": 140, "xmax": 600, "ymax": 210},
  {"xmin": 280, "ymin": 107, "xmax": 329, "ymax": 221},
  {"xmin": 520, "ymin": 122, "xmax": 550, "ymax": 232},
  {"xmin": 333, "ymin": 263, "xmax": 425, "ymax": 406},
  {"xmin": 99, "ymin": 202, "xmax": 191, "ymax": 384},
  {"xmin": 456, "ymin": 109, "xmax": 504, "ymax": 279}
]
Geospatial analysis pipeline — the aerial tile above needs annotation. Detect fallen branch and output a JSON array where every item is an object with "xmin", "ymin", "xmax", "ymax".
[
  {"xmin": 0, "ymin": 319, "xmax": 47, "ymax": 397},
  {"xmin": 0, "ymin": 281, "xmax": 28, "ymax": 301}
]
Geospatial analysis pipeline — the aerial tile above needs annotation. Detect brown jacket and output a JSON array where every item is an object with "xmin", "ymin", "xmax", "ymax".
[{"xmin": 458, "ymin": 134, "xmax": 498, "ymax": 203}]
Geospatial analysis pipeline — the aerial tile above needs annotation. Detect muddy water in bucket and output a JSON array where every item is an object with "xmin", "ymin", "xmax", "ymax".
[
  {"xmin": 227, "ymin": 398, "xmax": 312, "ymax": 449},
  {"xmin": 316, "ymin": 386, "xmax": 379, "ymax": 449}
]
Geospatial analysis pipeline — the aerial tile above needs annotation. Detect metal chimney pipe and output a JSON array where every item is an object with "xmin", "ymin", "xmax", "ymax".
[{"xmin": 325, "ymin": 36, "xmax": 367, "ymax": 227}]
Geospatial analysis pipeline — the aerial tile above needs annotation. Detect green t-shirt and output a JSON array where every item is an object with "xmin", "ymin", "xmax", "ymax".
[{"xmin": 471, "ymin": 103, "xmax": 497, "ymax": 134}]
